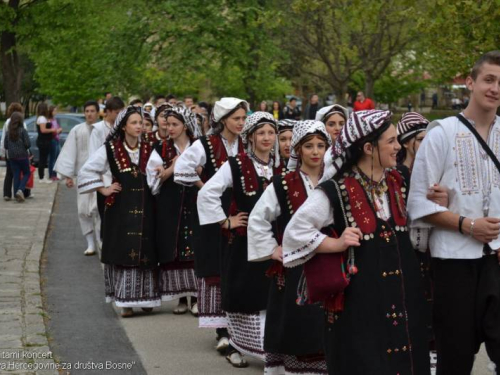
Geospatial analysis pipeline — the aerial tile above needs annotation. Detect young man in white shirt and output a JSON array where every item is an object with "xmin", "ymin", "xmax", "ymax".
[
  {"xmin": 88, "ymin": 97, "xmax": 124, "ymax": 243},
  {"xmin": 408, "ymin": 51, "xmax": 500, "ymax": 375}
]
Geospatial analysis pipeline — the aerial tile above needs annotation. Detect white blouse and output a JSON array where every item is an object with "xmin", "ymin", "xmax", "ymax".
[
  {"xmin": 248, "ymin": 171, "xmax": 315, "ymax": 262},
  {"xmin": 197, "ymin": 157, "xmax": 274, "ymax": 226},
  {"xmin": 282, "ymin": 182, "xmax": 391, "ymax": 268},
  {"xmin": 174, "ymin": 136, "xmax": 239, "ymax": 186},
  {"xmin": 77, "ymin": 142, "xmax": 140, "ymax": 194},
  {"xmin": 146, "ymin": 141, "xmax": 190, "ymax": 196}
]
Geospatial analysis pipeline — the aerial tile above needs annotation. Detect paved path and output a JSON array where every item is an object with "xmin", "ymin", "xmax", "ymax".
[{"xmin": 0, "ymin": 167, "xmax": 59, "ymax": 375}]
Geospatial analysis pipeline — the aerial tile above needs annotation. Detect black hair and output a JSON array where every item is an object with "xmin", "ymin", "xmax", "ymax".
[
  {"xmin": 165, "ymin": 94, "xmax": 176, "ymax": 101},
  {"xmin": 105, "ymin": 97, "xmax": 125, "ymax": 112},
  {"xmin": 84, "ymin": 100, "xmax": 99, "ymax": 112},
  {"xmin": 338, "ymin": 121, "xmax": 392, "ymax": 176},
  {"xmin": 289, "ymin": 97, "xmax": 297, "ymax": 102},
  {"xmin": 129, "ymin": 98, "xmax": 143, "ymax": 106}
]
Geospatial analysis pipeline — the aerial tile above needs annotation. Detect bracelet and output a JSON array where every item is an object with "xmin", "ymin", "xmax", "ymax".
[
  {"xmin": 220, "ymin": 218, "xmax": 228, "ymax": 227},
  {"xmin": 470, "ymin": 219, "xmax": 475, "ymax": 237},
  {"xmin": 458, "ymin": 216, "xmax": 465, "ymax": 234},
  {"xmin": 227, "ymin": 217, "xmax": 231, "ymax": 231}
]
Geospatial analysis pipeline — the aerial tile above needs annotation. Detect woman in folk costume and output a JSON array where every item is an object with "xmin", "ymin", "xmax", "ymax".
[
  {"xmin": 78, "ymin": 106, "xmax": 160, "ymax": 318},
  {"xmin": 282, "ymin": 110, "xmax": 430, "ymax": 375},
  {"xmin": 197, "ymin": 111, "xmax": 283, "ymax": 368},
  {"xmin": 248, "ymin": 120, "xmax": 331, "ymax": 375},
  {"xmin": 146, "ymin": 106, "xmax": 201, "ymax": 314},
  {"xmin": 277, "ymin": 119, "xmax": 296, "ymax": 167},
  {"xmin": 316, "ymin": 104, "xmax": 348, "ymax": 142},
  {"xmin": 397, "ymin": 112, "xmax": 449, "ymax": 374},
  {"xmin": 174, "ymin": 98, "xmax": 247, "ymax": 355}
]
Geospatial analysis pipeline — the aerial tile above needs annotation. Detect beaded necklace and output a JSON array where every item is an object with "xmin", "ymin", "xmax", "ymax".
[{"xmin": 353, "ymin": 166, "xmax": 388, "ymax": 217}]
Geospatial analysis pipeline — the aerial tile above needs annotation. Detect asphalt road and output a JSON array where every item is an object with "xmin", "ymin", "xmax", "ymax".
[{"xmin": 41, "ymin": 186, "xmax": 263, "ymax": 375}]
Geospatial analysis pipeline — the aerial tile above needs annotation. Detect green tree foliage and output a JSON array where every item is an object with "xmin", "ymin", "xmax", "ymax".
[{"xmin": 417, "ymin": 0, "xmax": 500, "ymax": 81}]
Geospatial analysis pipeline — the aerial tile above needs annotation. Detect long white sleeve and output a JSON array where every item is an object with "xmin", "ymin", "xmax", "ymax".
[
  {"xmin": 146, "ymin": 149, "xmax": 164, "ymax": 196},
  {"xmin": 197, "ymin": 161, "xmax": 233, "ymax": 225},
  {"xmin": 174, "ymin": 139, "xmax": 206, "ymax": 186},
  {"xmin": 77, "ymin": 145, "xmax": 109, "ymax": 194},
  {"xmin": 282, "ymin": 188, "xmax": 333, "ymax": 268},
  {"xmin": 89, "ymin": 122, "xmax": 112, "ymax": 187},
  {"xmin": 248, "ymin": 184, "xmax": 281, "ymax": 262},
  {"xmin": 54, "ymin": 127, "xmax": 78, "ymax": 179},
  {"xmin": 407, "ymin": 124, "xmax": 449, "ymax": 227}
]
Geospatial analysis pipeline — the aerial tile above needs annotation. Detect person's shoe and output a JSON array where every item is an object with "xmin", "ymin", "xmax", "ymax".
[
  {"xmin": 216, "ymin": 337, "xmax": 229, "ymax": 354},
  {"xmin": 120, "ymin": 308, "xmax": 134, "ymax": 318},
  {"xmin": 15, "ymin": 190, "xmax": 25, "ymax": 203},
  {"xmin": 173, "ymin": 302, "xmax": 188, "ymax": 314},
  {"xmin": 44, "ymin": 178, "xmax": 53, "ymax": 184},
  {"xmin": 141, "ymin": 307, "xmax": 153, "ymax": 313},
  {"xmin": 84, "ymin": 248, "xmax": 96, "ymax": 256},
  {"xmin": 226, "ymin": 351, "xmax": 248, "ymax": 368},
  {"xmin": 3, "ymin": 196, "xmax": 11, "ymax": 201},
  {"xmin": 429, "ymin": 350, "xmax": 437, "ymax": 375},
  {"xmin": 190, "ymin": 302, "xmax": 199, "ymax": 317}
]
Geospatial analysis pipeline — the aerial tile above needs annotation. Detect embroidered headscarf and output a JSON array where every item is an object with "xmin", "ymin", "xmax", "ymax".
[
  {"xmin": 106, "ymin": 105, "xmax": 143, "ymax": 142},
  {"xmin": 287, "ymin": 120, "xmax": 332, "ymax": 171},
  {"xmin": 241, "ymin": 111, "xmax": 280, "ymax": 167},
  {"xmin": 396, "ymin": 112, "xmax": 429, "ymax": 144},
  {"xmin": 320, "ymin": 109, "xmax": 393, "ymax": 182},
  {"xmin": 277, "ymin": 119, "xmax": 297, "ymax": 134},
  {"xmin": 315, "ymin": 104, "xmax": 349, "ymax": 123},
  {"xmin": 211, "ymin": 97, "xmax": 249, "ymax": 124},
  {"xmin": 164, "ymin": 106, "xmax": 202, "ymax": 139}
]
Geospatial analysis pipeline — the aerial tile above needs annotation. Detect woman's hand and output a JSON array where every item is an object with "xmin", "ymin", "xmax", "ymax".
[
  {"xmin": 99, "ymin": 182, "xmax": 122, "ymax": 197},
  {"xmin": 271, "ymin": 246, "xmax": 283, "ymax": 262},
  {"xmin": 338, "ymin": 227, "xmax": 363, "ymax": 251},
  {"xmin": 224, "ymin": 212, "xmax": 249, "ymax": 229}
]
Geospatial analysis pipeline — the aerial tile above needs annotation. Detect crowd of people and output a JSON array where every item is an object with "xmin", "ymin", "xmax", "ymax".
[{"xmin": 2, "ymin": 51, "xmax": 500, "ymax": 375}]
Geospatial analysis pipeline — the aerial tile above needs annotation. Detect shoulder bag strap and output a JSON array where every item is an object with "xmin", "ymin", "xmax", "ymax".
[{"xmin": 456, "ymin": 114, "xmax": 500, "ymax": 173}]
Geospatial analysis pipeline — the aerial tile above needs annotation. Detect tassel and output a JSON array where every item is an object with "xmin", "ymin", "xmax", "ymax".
[
  {"xmin": 161, "ymin": 139, "xmax": 167, "ymax": 159},
  {"xmin": 266, "ymin": 261, "xmax": 285, "ymax": 289}
]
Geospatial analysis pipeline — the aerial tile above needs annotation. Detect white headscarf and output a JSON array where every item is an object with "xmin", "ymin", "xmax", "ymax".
[
  {"xmin": 241, "ymin": 111, "xmax": 280, "ymax": 167},
  {"xmin": 211, "ymin": 97, "xmax": 249, "ymax": 123},
  {"xmin": 287, "ymin": 120, "xmax": 332, "ymax": 171},
  {"xmin": 315, "ymin": 104, "xmax": 349, "ymax": 123}
]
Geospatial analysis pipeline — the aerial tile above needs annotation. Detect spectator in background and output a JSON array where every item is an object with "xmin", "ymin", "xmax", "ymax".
[
  {"xmin": 144, "ymin": 102, "xmax": 154, "ymax": 113},
  {"xmin": 154, "ymin": 95, "xmax": 167, "ymax": 108},
  {"xmin": 104, "ymin": 92, "xmax": 112, "ymax": 103},
  {"xmin": 47, "ymin": 105, "xmax": 62, "ymax": 181},
  {"xmin": 36, "ymin": 103, "xmax": 62, "ymax": 183},
  {"xmin": 432, "ymin": 93, "xmax": 438, "ymax": 109},
  {"xmin": 1, "ymin": 103, "xmax": 29, "ymax": 201},
  {"xmin": 270, "ymin": 101, "xmax": 284, "ymax": 120},
  {"xmin": 166, "ymin": 94, "xmax": 177, "ymax": 105},
  {"xmin": 303, "ymin": 94, "xmax": 320, "ymax": 120},
  {"xmin": 259, "ymin": 101, "xmax": 268, "ymax": 112},
  {"xmin": 143, "ymin": 111, "xmax": 154, "ymax": 133},
  {"xmin": 129, "ymin": 98, "xmax": 143, "ymax": 107},
  {"xmin": 3, "ymin": 112, "xmax": 31, "ymax": 203},
  {"xmin": 283, "ymin": 97, "xmax": 301, "ymax": 120},
  {"xmin": 184, "ymin": 96, "xmax": 195, "ymax": 108},
  {"xmin": 353, "ymin": 91, "xmax": 375, "ymax": 112}
]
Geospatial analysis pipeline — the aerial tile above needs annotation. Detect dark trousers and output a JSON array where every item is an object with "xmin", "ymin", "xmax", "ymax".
[
  {"xmin": 3, "ymin": 158, "xmax": 30, "ymax": 198},
  {"xmin": 433, "ymin": 254, "xmax": 500, "ymax": 375},
  {"xmin": 9, "ymin": 158, "xmax": 31, "ymax": 193},
  {"xmin": 96, "ymin": 192, "xmax": 106, "ymax": 240},
  {"xmin": 37, "ymin": 142, "xmax": 50, "ymax": 179},
  {"xmin": 3, "ymin": 159, "xmax": 14, "ymax": 198},
  {"xmin": 48, "ymin": 139, "xmax": 60, "ymax": 178}
]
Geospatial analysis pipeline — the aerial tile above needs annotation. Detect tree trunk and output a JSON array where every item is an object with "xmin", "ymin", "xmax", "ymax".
[
  {"xmin": 1, "ymin": 0, "xmax": 22, "ymax": 107},
  {"xmin": 364, "ymin": 74, "xmax": 375, "ymax": 102}
]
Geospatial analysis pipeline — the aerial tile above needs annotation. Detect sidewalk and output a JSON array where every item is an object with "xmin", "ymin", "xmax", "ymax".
[{"xmin": 0, "ymin": 166, "xmax": 59, "ymax": 375}]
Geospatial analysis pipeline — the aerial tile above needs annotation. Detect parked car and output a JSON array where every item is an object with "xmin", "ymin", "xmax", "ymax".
[{"xmin": 0, "ymin": 113, "xmax": 86, "ymax": 166}]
